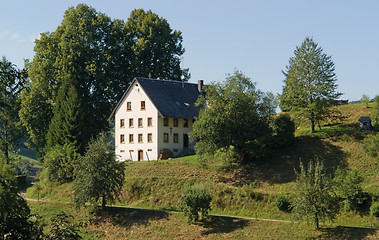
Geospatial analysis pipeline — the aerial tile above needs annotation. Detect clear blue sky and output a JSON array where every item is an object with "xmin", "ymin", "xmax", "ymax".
[{"xmin": 1, "ymin": 0, "xmax": 378, "ymax": 102}]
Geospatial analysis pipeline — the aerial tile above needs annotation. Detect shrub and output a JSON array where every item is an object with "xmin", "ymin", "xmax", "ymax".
[
  {"xmin": 43, "ymin": 144, "xmax": 78, "ymax": 183},
  {"xmin": 370, "ymin": 202, "xmax": 379, "ymax": 217},
  {"xmin": 275, "ymin": 194, "xmax": 292, "ymax": 212},
  {"xmin": 272, "ymin": 113, "xmax": 295, "ymax": 148},
  {"xmin": 179, "ymin": 184, "xmax": 212, "ymax": 224}
]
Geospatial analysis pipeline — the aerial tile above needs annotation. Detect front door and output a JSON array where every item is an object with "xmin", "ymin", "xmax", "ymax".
[{"xmin": 138, "ymin": 150, "xmax": 143, "ymax": 161}]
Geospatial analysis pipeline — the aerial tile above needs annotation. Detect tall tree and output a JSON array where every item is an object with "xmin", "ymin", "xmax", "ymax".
[
  {"xmin": 73, "ymin": 132, "xmax": 125, "ymax": 211},
  {"xmin": 19, "ymin": 4, "xmax": 188, "ymax": 156},
  {"xmin": 280, "ymin": 37, "xmax": 342, "ymax": 132},
  {"xmin": 293, "ymin": 160, "xmax": 339, "ymax": 229},
  {"xmin": 126, "ymin": 9, "xmax": 189, "ymax": 81},
  {"xmin": 190, "ymin": 70, "xmax": 275, "ymax": 164},
  {"xmin": 0, "ymin": 57, "xmax": 26, "ymax": 164},
  {"xmin": 45, "ymin": 81, "xmax": 83, "ymax": 152}
]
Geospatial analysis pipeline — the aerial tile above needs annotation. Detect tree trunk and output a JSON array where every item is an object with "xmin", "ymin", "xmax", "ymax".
[
  {"xmin": 3, "ymin": 120, "xmax": 9, "ymax": 164},
  {"xmin": 102, "ymin": 194, "xmax": 106, "ymax": 211},
  {"xmin": 315, "ymin": 213, "xmax": 319, "ymax": 230}
]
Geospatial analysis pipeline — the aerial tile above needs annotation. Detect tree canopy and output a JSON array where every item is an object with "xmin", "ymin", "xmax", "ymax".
[
  {"xmin": 0, "ymin": 57, "xmax": 27, "ymax": 164},
  {"xmin": 19, "ymin": 4, "xmax": 187, "ymax": 156},
  {"xmin": 293, "ymin": 160, "xmax": 339, "ymax": 229},
  {"xmin": 280, "ymin": 37, "xmax": 342, "ymax": 132},
  {"xmin": 190, "ymin": 70, "xmax": 275, "ymax": 164},
  {"xmin": 73, "ymin": 132, "xmax": 125, "ymax": 210}
]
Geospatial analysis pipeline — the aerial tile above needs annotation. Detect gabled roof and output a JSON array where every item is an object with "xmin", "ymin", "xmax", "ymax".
[{"xmin": 108, "ymin": 77, "xmax": 204, "ymax": 121}]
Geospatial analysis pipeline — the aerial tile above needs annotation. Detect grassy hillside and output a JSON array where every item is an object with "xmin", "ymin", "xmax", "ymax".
[{"xmin": 26, "ymin": 103, "xmax": 379, "ymax": 237}]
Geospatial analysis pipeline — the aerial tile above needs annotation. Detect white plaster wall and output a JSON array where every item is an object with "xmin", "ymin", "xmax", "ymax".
[
  {"xmin": 115, "ymin": 81, "xmax": 158, "ymax": 161},
  {"xmin": 157, "ymin": 116, "xmax": 195, "ymax": 157}
]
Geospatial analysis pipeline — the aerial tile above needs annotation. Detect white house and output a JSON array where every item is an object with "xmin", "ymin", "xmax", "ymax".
[{"xmin": 108, "ymin": 77, "xmax": 204, "ymax": 161}]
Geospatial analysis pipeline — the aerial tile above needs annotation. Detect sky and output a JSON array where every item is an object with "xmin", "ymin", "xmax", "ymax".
[{"xmin": 1, "ymin": 0, "xmax": 378, "ymax": 102}]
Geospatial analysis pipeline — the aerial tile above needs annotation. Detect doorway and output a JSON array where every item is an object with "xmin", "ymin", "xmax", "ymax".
[{"xmin": 138, "ymin": 150, "xmax": 143, "ymax": 161}]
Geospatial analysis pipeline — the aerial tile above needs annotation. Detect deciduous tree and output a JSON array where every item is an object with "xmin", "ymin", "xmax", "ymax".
[
  {"xmin": 20, "ymin": 4, "xmax": 188, "ymax": 156},
  {"xmin": 293, "ymin": 160, "xmax": 338, "ymax": 229},
  {"xmin": 280, "ymin": 37, "xmax": 342, "ymax": 132},
  {"xmin": 190, "ymin": 70, "xmax": 275, "ymax": 164},
  {"xmin": 0, "ymin": 57, "xmax": 27, "ymax": 164},
  {"xmin": 73, "ymin": 132, "xmax": 125, "ymax": 211}
]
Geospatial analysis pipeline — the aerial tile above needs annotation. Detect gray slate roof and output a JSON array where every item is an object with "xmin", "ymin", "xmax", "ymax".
[{"xmin": 108, "ymin": 77, "xmax": 204, "ymax": 121}]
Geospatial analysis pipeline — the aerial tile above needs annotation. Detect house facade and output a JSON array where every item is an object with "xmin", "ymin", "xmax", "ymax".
[{"xmin": 108, "ymin": 77, "xmax": 203, "ymax": 161}]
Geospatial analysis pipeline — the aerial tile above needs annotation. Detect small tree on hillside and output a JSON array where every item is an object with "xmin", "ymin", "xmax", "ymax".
[
  {"xmin": 293, "ymin": 159, "xmax": 339, "ymax": 229},
  {"xmin": 370, "ymin": 96, "xmax": 379, "ymax": 129},
  {"xmin": 361, "ymin": 94, "xmax": 370, "ymax": 108},
  {"xmin": 73, "ymin": 132, "xmax": 125, "ymax": 211}
]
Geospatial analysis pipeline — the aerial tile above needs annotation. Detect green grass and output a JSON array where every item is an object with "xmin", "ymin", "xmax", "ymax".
[
  {"xmin": 26, "ymin": 103, "xmax": 379, "ymax": 237},
  {"xmin": 28, "ymin": 201, "xmax": 379, "ymax": 240}
]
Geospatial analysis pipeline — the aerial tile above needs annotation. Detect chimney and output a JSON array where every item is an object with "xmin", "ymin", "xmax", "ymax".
[{"xmin": 198, "ymin": 80, "xmax": 203, "ymax": 92}]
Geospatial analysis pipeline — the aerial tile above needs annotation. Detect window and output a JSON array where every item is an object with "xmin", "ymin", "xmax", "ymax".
[
  {"xmin": 164, "ymin": 118, "xmax": 169, "ymax": 127},
  {"xmin": 138, "ymin": 118, "xmax": 143, "ymax": 127},
  {"xmin": 127, "ymin": 102, "xmax": 131, "ymax": 111},
  {"xmin": 120, "ymin": 134, "xmax": 125, "ymax": 144},
  {"xmin": 138, "ymin": 134, "xmax": 143, "ymax": 143},
  {"xmin": 173, "ymin": 118, "xmax": 178, "ymax": 127},
  {"xmin": 163, "ymin": 133, "xmax": 169, "ymax": 143},
  {"xmin": 141, "ymin": 101, "xmax": 145, "ymax": 110},
  {"xmin": 129, "ymin": 134, "xmax": 134, "ymax": 143},
  {"xmin": 147, "ymin": 117, "xmax": 152, "ymax": 127},
  {"xmin": 183, "ymin": 119, "xmax": 188, "ymax": 127},
  {"xmin": 120, "ymin": 150, "xmax": 125, "ymax": 153},
  {"xmin": 120, "ymin": 119, "xmax": 125, "ymax": 128},
  {"xmin": 147, "ymin": 133, "xmax": 152, "ymax": 142},
  {"xmin": 129, "ymin": 118, "xmax": 134, "ymax": 128},
  {"xmin": 173, "ymin": 133, "xmax": 179, "ymax": 143}
]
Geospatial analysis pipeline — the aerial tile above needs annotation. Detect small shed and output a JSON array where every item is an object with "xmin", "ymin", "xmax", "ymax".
[{"xmin": 358, "ymin": 116, "xmax": 373, "ymax": 130}]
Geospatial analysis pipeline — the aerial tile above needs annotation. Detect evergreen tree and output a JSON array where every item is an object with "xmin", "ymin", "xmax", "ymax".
[
  {"xmin": 280, "ymin": 37, "xmax": 342, "ymax": 132},
  {"xmin": 46, "ymin": 81, "xmax": 83, "ymax": 153}
]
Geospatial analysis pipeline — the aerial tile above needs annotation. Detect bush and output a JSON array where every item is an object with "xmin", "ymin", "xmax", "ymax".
[
  {"xmin": 43, "ymin": 144, "xmax": 78, "ymax": 183},
  {"xmin": 272, "ymin": 114, "xmax": 295, "ymax": 147},
  {"xmin": 370, "ymin": 202, "xmax": 379, "ymax": 217},
  {"xmin": 179, "ymin": 184, "xmax": 212, "ymax": 224},
  {"xmin": 275, "ymin": 194, "xmax": 292, "ymax": 212}
]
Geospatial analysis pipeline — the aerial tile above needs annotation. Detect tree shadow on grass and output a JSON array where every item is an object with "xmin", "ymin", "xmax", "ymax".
[
  {"xmin": 201, "ymin": 215, "xmax": 249, "ymax": 235},
  {"xmin": 231, "ymin": 135, "xmax": 348, "ymax": 186},
  {"xmin": 309, "ymin": 226, "xmax": 378, "ymax": 240},
  {"xmin": 93, "ymin": 206, "xmax": 168, "ymax": 228}
]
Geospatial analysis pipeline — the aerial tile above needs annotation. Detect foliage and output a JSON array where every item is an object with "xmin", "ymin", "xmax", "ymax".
[
  {"xmin": 179, "ymin": 184, "xmax": 212, "ymax": 224},
  {"xmin": 361, "ymin": 94, "xmax": 370, "ymax": 108},
  {"xmin": 370, "ymin": 96, "xmax": 379, "ymax": 129},
  {"xmin": 370, "ymin": 202, "xmax": 379, "ymax": 217},
  {"xmin": 45, "ymin": 212, "xmax": 83, "ymax": 240},
  {"xmin": 0, "ymin": 163, "xmax": 44, "ymax": 239},
  {"xmin": 19, "ymin": 4, "xmax": 187, "ymax": 156},
  {"xmin": 280, "ymin": 37, "xmax": 342, "ymax": 132},
  {"xmin": 272, "ymin": 113, "xmax": 295, "ymax": 147},
  {"xmin": 190, "ymin": 70, "xmax": 275, "ymax": 164},
  {"xmin": 275, "ymin": 194, "xmax": 292, "ymax": 212},
  {"xmin": 293, "ymin": 159, "xmax": 339, "ymax": 229},
  {"xmin": 334, "ymin": 168, "xmax": 370, "ymax": 211},
  {"xmin": 0, "ymin": 56, "xmax": 27, "ymax": 164},
  {"xmin": 362, "ymin": 133, "xmax": 379, "ymax": 157},
  {"xmin": 43, "ymin": 144, "xmax": 78, "ymax": 183},
  {"xmin": 45, "ymin": 81, "xmax": 84, "ymax": 153},
  {"xmin": 73, "ymin": 132, "xmax": 125, "ymax": 210}
]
